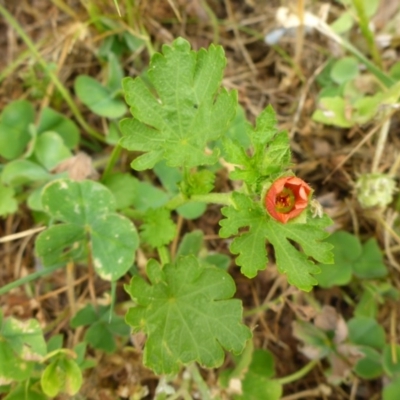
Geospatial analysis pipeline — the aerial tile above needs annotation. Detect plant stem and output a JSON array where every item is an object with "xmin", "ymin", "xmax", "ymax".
[
  {"xmin": 101, "ymin": 144, "xmax": 122, "ymax": 180},
  {"xmin": 0, "ymin": 264, "xmax": 64, "ymax": 296},
  {"xmin": 0, "ymin": 4, "xmax": 105, "ymax": 142},
  {"xmin": 276, "ymin": 359, "xmax": 319, "ymax": 385},
  {"xmin": 121, "ymin": 208, "xmax": 144, "ymax": 220},
  {"xmin": 165, "ymin": 192, "xmax": 233, "ymax": 211},
  {"xmin": 312, "ymin": 11, "xmax": 393, "ymax": 88},
  {"xmin": 352, "ymin": 0, "xmax": 382, "ymax": 69},
  {"xmin": 187, "ymin": 364, "xmax": 211, "ymax": 400},
  {"xmin": 158, "ymin": 246, "xmax": 170, "ymax": 265},
  {"xmin": 230, "ymin": 339, "xmax": 254, "ymax": 379}
]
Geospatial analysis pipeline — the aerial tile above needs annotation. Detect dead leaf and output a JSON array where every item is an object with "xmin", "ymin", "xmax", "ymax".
[{"xmin": 52, "ymin": 152, "xmax": 98, "ymax": 181}]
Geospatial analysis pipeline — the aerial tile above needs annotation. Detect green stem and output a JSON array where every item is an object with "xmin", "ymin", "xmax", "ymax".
[
  {"xmin": 314, "ymin": 15, "xmax": 393, "ymax": 88},
  {"xmin": 165, "ymin": 192, "xmax": 233, "ymax": 210},
  {"xmin": 187, "ymin": 364, "xmax": 211, "ymax": 400},
  {"xmin": 230, "ymin": 340, "xmax": 254, "ymax": 379},
  {"xmin": 276, "ymin": 359, "xmax": 319, "ymax": 385},
  {"xmin": 0, "ymin": 264, "xmax": 64, "ymax": 296},
  {"xmin": 243, "ymin": 297, "xmax": 283, "ymax": 317},
  {"xmin": 101, "ymin": 144, "xmax": 122, "ymax": 180},
  {"xmin": 352, "ymin": 0, "xmax": 382, "ymax": 69},
  {"xmin": 121, "ymin": 208, "xmax": 144, "ymax": 220},
  {"xmin": 157, "ymin": 246, "xmax": 170, "ymax": 265},
  {"xmin": 0, "ymin": 4, "xmax": 105, "ymax": 142}
]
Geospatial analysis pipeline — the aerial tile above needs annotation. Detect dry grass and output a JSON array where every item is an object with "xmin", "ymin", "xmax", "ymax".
[{"xmin": 1, "ymin": 1, "xmax": 400, "ymax": 399}]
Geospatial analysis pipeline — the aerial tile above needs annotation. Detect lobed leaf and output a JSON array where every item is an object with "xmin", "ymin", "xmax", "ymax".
[
  {"xmin": 120, "ymin": 38, "xmax": 237, "ymax": 170},
  {"xmin": 125, "ymin": 256, "xmax": 251, "ymax": 374},
  {"xmin": 220, "ymin": 192, "xmax": 333, "ymax": 291},
  {"xmin": 140, "ymin": 208, "xmax": 177, "ymax": 248},
  {"xmin": 223, "ymin": 105, "xmax": 291, "ymax": 187}
]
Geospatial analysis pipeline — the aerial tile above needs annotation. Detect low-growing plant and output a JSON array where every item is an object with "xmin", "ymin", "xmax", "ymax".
[{"xmin": 0, "ymin": 37, "xmax": 335, "ymax": 397}]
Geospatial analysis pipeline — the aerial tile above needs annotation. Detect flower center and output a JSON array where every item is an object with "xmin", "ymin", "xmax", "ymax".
[{"xmin": 275, "ymin": 188, "xmax": 295, "ymax": 213}]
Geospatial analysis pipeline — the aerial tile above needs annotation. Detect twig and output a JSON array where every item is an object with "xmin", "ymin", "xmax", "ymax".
[
  {"xmin": 323, "ymin": 111, "xmax": 394, "ymax": 183},
  {"xmin": 224, "ymin": 0, "xmax": 257, "ymax": 76},
  {"xmin": 371, "ymin": 116, "xmax": 390, "ymax": 173},
  {"xmin": 0, "ymin": 226, "xmax": 46, "ymax": 243},
  {"xmin": 280, "ymin": 383, "xmax": 331, "ymax": 400}
]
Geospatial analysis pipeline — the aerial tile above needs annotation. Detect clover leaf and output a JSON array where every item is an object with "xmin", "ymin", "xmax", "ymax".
[
  {"xmin": 219, "ymin": 192, "xmax": 333, "ymax": 291},
  {"xmin": 120, "ymin": 37, "xmax": 237, "ymax": 170},
  {"xmin": 125, "ymin": 255, "xmax": 251, "ymax": 374},
  {"xmin": 0, "ymin": 313, "xmax": 47, "ymax": 384},
  {"xmin": 0, "ymin": 100, "xmax": 35, "ymax": 160},
  {"xmin": 35, "ymin": 179, "xmax": 139, "ymax": 281}
]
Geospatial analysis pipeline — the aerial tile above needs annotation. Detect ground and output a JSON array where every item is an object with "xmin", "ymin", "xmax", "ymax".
[{"xmin": 1, "ymin": 1, "xmax": 400, "ymax": 399}]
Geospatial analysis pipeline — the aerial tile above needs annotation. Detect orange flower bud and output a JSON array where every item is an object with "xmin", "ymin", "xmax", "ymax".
[{"xmin": 265, "ymin": 176, "xmax": 311, "ymax": 223}]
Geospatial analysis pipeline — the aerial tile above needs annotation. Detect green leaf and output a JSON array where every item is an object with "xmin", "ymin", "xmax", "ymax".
[
  {"xmin": 0, "ymin": 316, "xmax": 46, "ymax": 384},
  {"xmin": 35, "ymin": 223, "xmax": 87, "ymax": 266},
  {"xmin": 103, "ymin": 173, "xmax": 169, "ymax": 211},
  {"xmin": 1, "ymin": 160, "xmax": 50, "ymax": 186},
  {"xmin": 330, "ymin": 57, "xmax": 359, "ymax": 84},
  {"xmin": 224, "ymin": 106, "xmax": 291, "ymax": 187},
  {"xmin": 316, "ymin": 231, "xmax": 361, "ymax": 288},
  {"xmin": 317, "ymin": 233, "xmax": 387, "ymax": 287},
  {"xmin": 107, "ymin": 52, "xmax": 124, "ymax": 92},
  {"xmin": 0, "ymin": 183, "xmax": 17, "ymax": 216},
  {"xmin": 203, "ymin": 253, "xmax": 230, "ymax": 270},
  {"xmin": 383, "ymin": 377, "xmax": 400, "ymax": 400},
  {"xmin": 222, "ymin": 346, "xmax": 281, "ymax": 400},
  {"xmin": 154, "ymin": 160, "xmax": 182, "ymax": 194},
  {"xmin": 75, "ymin": 75, "xmax": 127, "ymax": 118},
  {"xmin": 2, "ymin": 317, "xmax": 47, "ymax": 360},
  {"xmin": 62, "ymin": 358, "xmax": 83, "ymax": 395},
  {"xmin": 354, "ymin": 289, "xmax": 378, "ymax": 318},
  {"xmin": 140, "ymin": 208, "xmax": 176, "ymax": 248},
  {"xmin": 125, "ymin": 255, "xmax": 252, "ymax": 374},
  {"xmin": 36, "ymin": 179, "xmax": 139, "ymax": 280},
  {"xmin": 176, "ymin": 202, "xmax": 207, "ymax": 220},
  {"xmin": 42, "ymin": 179, "xmax": 115, "ymax": 224},
  {"xmin": 219, "ymin": 192, "xmax": 333, "ymax": 291},
  {"xmin": 84, "ymin": 321, "xmax": 122, "ymax": 353},
  {"xmin": 41, "ymin": 360, "xmax": 62, "ymax": 397},
  {"xmin": 220, "ymin": 193, "xmax": 268, "ymax": 278},
  {"xmin": 312, "ymin": 97, "xmax": 353, "ymax": 128},
  {"xmin": 176, "ymin": 230, "xmax": 204, "ymax": 258},
  {"xmin": 0, "ymin": 341, "xmax": 34, "ymax": 383},
  {"xmin": 91, "ymin": 214, "xmax": 139, "ymax": 280},
  {"xmin": 34, "ymin": 131, "xmax": 72, "ymax": 170},
  {"xmin": 37, "ymin": 107, "xmax": 79, "ymax": 148},
  {"xmin": 330, "ymin": 11, "xmax": 354, "ymax": 33},
  {"xmin": 353, "ymin": 346, "xmax": 383, "ymax": 379},
  {"xmin": 3, "ymin": 382, "xmax": 47, "ymax": 400},
  {"xmin": 70, "ymin": 304, "xmax": 98, "ymax": 327},
  {"xmin": 353, "ymin": 238, "xmax": 387, "ymax": 279},
  {"xmin": 120, "ymin": 37, "xmax": 237, "ymax": 169},
  {"xmin": 70, "ymin": 305, "xmax": 129, "ymax": 352},
  {"xmin": 41, "ymin": 357, "xmax": 82, "ymax": 397},
  {"xmin": 0, "ymin": 100, "xmax": 34, "ymax": 159},
  {"xmin": 47, "ymin": 334, "xmax": 64, "ymax": 353},
  {"xmin": 180, "ymin": 169, "xmax": 215, "ymax": 196},
  {"xmin": 348, "ymin": 317, "xmax": 385, "ymax": 350}
]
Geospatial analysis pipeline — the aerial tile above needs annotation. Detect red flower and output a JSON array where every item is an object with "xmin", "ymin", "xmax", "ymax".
[{"xmin": 265, "ymin": 176, "xmax": 311, "ymax": 223}]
